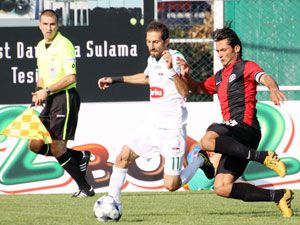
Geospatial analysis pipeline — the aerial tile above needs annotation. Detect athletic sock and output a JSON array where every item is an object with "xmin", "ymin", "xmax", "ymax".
[
  {"xmin": 180, "ymin": 155, "xmax": 204, "ymax": 185},
  {"xmin": 215, "ymin": 136, "xmax": 257, "ymax": 161},
  {"xmin": 67, "ymin": 148, "xmax": 83, "ymax": 163},
  {"xmin": 108, "ymin": 166, "xmax": 128, "ymax": 203},
  {"xmin": 272, "ymin": 189, "xmax": 285, "ymax": 203},
  {"xmin": 38, "ymin": 146, "xmax": 84, "ymax": 162},
  {"xmin": 254, "ymin": 150, "xmax": 269, "ymax": 164},
  {"xmin": 56, "ymin": 151, "xmax": 91, "ymax": 190},
  {"xmin": 38, "ymin": 144, "xmax": 53, "ymax": 156},
  {"xmin": 229, "ymin": 183, "xmax": 275, "ymax": 202}
]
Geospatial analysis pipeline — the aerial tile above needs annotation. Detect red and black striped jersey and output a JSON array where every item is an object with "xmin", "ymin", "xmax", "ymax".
[{"xmin": 200, "ymin": 60, "xmax": 264, "ymax": 129}]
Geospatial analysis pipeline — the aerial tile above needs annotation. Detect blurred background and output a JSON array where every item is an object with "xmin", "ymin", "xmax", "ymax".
[{"xmin": 1, "ymin": 0, "xmax": 299, "ymax": 103}]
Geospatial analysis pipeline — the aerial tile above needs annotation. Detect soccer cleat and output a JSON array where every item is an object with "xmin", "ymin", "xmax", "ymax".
[
  {"xmin": 263, "ymin": 151, "xmax": 286, "ymax": 177},
  {"xmin": 276, "ymin": 189, "xmax": 294, "ymax": 217},
  {"xmin": 79, "ymin": 151, "xmax": 91, "ymax": 176},
  {"xmin": 72, "ymin": 187, "xmax": 95, "ymax": 198},
  {"xmin": 198, "ymin": 150, "xmax": 215, "ymax": 179}
]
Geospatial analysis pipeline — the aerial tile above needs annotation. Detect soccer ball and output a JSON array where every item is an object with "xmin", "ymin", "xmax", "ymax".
[{"xmin": 93, "ymin": 195, "xmax": 122, "ymax": 222}]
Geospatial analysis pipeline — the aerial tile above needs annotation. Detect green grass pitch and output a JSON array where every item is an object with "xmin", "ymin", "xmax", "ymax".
[{"xmin": 0, "ymin": 190, "xmax": 298, "ymax": 225}]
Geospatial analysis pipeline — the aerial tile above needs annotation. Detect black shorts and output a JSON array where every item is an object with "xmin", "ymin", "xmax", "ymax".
[
  {"xmin": 40, "ymin": 88, "xmax": 80, "ymax": 141},
  {"xmin": 207, "ymin": 121, "xmax": 261, "ymax": 179}
]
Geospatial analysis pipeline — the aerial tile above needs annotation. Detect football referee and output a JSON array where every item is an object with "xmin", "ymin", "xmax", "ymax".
[{"xmin": 29, "ymin": 9, "xmax": 94, "ymax": 198}]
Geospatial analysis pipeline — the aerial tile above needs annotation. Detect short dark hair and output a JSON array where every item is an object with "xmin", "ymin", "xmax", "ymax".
[
  {"xmin": 213, "ymin": 26, "xmax": 243, "ymax": 57},
  {"xmin": 146, "ymin": 20, "xmax": 169, "ymax": 41},
  {"xmin": 40, "ymin": 9, "xmax": 59, "ymax": 22}
]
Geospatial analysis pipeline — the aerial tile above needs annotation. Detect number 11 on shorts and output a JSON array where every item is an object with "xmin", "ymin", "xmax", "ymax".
[{"xmin": 171, "ymin": 157, "xmax": 181, "ymax": 170}]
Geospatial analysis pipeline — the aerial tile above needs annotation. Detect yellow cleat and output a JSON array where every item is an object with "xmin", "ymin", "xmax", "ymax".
[
  {"xmin": 263, "ymin": 151, "xmax": 286, "ymax": 177},
  {"xmin": 277, "ymin": 189, "xmax": 294, "ymax": 217}
]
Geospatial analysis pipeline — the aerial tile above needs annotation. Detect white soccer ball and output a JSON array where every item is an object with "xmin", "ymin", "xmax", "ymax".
[{"xmin": 93, "ymin": 195, "xmax": 122, "ymax": 222}]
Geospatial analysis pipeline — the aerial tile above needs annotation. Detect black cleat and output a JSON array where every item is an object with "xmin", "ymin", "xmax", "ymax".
[
  {"xmin": 72, "ymin": 187, "xmax": 95, "ymax": 198},
  {"xmin": 198, "ymin": 150, "xmax": 215, "ymax": 179},
  {"xmin": 79, "ymin": 151, "xmax": 91, "ymax": 176}
]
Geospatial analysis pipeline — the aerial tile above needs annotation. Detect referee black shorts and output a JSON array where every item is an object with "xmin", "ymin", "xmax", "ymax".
[
  {"xmin": 207, "ymin": 121, "xmax": 262, "ymax": 180},
  {"xmin": 39, "ymin": 88, "xmax": 80, "ymax": 141}
]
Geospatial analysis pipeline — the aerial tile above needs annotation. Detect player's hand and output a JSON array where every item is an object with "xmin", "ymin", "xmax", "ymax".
[
  {"xmin": 162, "ymin": 50, "xmax": 173, "ymax": 69},
  {"xmin": 176, "ymin": 57, "xmax": 190, "ymax": 78},
  {"xmin": 32, "ymin": 92, "xmax": 37, "ymax": 102},
  {"xmin": 269, "ymin": 89, "xmax": 287, "ymax": 106},
  {"xmin": 32, "ymin": 89, "xmax": 47, "ymax": 106},
  {"xmin": 98, "ymin": 77, "xmax": 113, "ymax": 90}
]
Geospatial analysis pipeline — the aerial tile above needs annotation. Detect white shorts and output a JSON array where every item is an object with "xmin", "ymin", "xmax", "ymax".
[{"xmin": 127, "ymin": 123, "xmax": 186, "ymax": 176}]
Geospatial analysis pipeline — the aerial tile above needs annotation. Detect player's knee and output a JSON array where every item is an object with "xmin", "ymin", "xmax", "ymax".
[
  {"xmin": 115, "ymin": 145, "xmax": 134, "ymax": 168},
  {"xmin": 214, "ymin": 180, "xmax": 232, "ymax": 198},
  {"xmin": 164, "ymin": 183, "xmax": 179, "ymax": 192},
  {"xmin": 50, "ymin": 141, "xmax": 66, "ymax": 157},
  {"xmin": 164, "ymin": 177, "xmax": 181, "ymax": 192},
  {"xmin": 200, "ymin": 133, "xmax": 217, "ymax": 151},
  {"xmin": 28, "ymin": 139, "xmax": 42, "ymax": 153},
  {"xmin": 214, "ymin": 185, "xmax": 227, "ymax": 197}
]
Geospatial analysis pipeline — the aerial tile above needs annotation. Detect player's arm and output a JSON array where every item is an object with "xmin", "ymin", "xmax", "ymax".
[
  {"xmin": 186, "ymin": 75, "xmax": 204, "ymax": 95},
  {"xmin": 259, "ymin": 73, "xmax": 287, "ymax": 105},
  {"xmin": 162, "ymin": 51, "xmax": 189, "ymax": 97},
  {"xmin": 98, "ymin": 73, "xmax": 149, "ymax": 90},
  {"xmin": 176, "ymin": 57, "xmax": 204, "ymax": 95},
  {"xmin": 123, "ymin": 73, "xmax": 149, "ymax": 84},
  {"xmin": 33, "ymin": 74, "xmax": 76, "ymax": 106},
  {"xmin": 172, "ymin": 71, "xmax": 189, "ymax": 98},
  {"xmin": 47, "ymin": 74, "xmax": 76, "ymax": 92},
  {"xmin": 36, "ymin": 78, "xmax": 44, "ymax": 89}
]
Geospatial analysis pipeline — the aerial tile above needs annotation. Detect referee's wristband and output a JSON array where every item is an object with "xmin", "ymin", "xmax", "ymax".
[
  {"xmin": 111, "ymin": 76, "xmax": 124, "ymax": 83},
  {"xmin": 35, "ymin": 86, "xmax": 43, "ymax": 92},
  {"xmin": 44, "ymin": 87, "xmax": 51, "ymax": 95}
]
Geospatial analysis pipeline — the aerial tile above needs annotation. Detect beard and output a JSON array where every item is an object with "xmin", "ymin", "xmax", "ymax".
[{"xmin": 149, "ymin": 50, "xmax": 162, "ymax": 60}]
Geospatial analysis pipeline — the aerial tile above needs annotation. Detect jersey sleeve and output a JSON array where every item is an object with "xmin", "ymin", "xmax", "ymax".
[
  {"xmin": 245, "ymin": 61, "xmax": 265, "ymax": 83},
  {"xmin": 36, "ymin": 41, "xmax": 43, "ymax": 79},
  {"xmin": 62, "ymin": 40, "xmax": 77, "ymax": 76},
  {"xmin": 171, "ymin": 50, "xmax": 186, "ymax": 74},
  {"xmin": 200, "ymin": 75, "xmax": 217, "ymax": 95}
]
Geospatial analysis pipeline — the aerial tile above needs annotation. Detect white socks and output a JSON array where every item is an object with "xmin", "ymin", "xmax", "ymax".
[
  {"xmin": 108, "ymin": 166, "xmax": 128, "ymax": 203},
  {"xmin": 109, "ymin": 155, "xmax": 204, "ymax": 199},
  {"xmin": 180, "ymin": 155, "xmax": 204, "ymax": 185}
]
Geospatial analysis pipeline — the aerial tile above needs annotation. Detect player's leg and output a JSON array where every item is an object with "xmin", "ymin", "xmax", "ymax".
[
  {"xmin": 214, "ymin": 155, "xmax": 294, "ymax": 217},
  {"xmin": 109, "ymin": 122, "xmax": 156, "ymax": 201},
  {"xmin": 52, "ymin": 89, "xmax": 94, "ymax": 197},
  {"xmin": 164, "ymin": 174, "xmax": 181, "ymax": 192},
  {"xmin": 62, "ymin": 88, "xmax": 91, "ymax": 176},
  {"xmin": 66, "ymin": 148, "xmax": 91, "ymax": 176},
  {"xmin": 51, "ymin": 140, "xmax": 94, "ymax": 197},
  {"xmin": 161, "ymin": 127, "xmax": 186, "ymax": 191},
  {"xmin": 28, "ymin": 139, "xmax": 52, "ymax": 155},
  {"xmin": 108, "ymin": 145, "xmax": 139, "ymax": 203},
  {"xmin": 196, "ymin": 147, "xmax": 215, "ymax": 179},
  {"xmin": 28, "ymin": 139, "xmax": 90, "ymax": 176},
  {"xmin": 162, "ymin": 127, "xmax": 211, "ymax": 191},
  {"xmin": 163, "ymin": 154, "xmax": 210, "ymax": 191},
  {"xmin": 28, "ymin": 98, "xmax": 53, "ymax": 156},
  {"xmin": 200, "ymin": 123, "xmax": 286, "ymax": 177}
]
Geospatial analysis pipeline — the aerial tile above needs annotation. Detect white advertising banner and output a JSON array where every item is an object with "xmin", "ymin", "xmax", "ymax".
[{"xmin": 0, "ymin": 101, "xmax": 299, "ymax": 194}]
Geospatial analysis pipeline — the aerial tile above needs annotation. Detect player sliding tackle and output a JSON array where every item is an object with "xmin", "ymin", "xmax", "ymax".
[
  {"xmin": 178, "ymin": 26, "xmax": 294, "ymax": 218},
  {"xmin": 97, "ymin": 20, "xmax": 215, "ymax": 215}
]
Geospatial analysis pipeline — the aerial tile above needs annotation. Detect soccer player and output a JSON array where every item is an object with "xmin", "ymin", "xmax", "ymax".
[
  {"xmin": 182, "ymin": 26, "xmax": 294, "ymax": 217},
  {"xmin": 97, "ymin": 20, "xmax": 214, "ymax": 206},
  {"xmin": 28, "ymin": 9, "xmax": 94, "ymax": 198}
]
